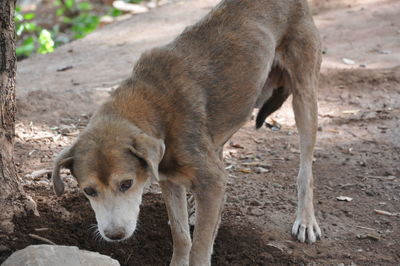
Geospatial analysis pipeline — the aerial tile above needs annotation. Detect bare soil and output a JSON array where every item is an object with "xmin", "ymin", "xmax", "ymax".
[{"xmin": 1, "ymin": 0, "xmax": 400, "ymax": 265}]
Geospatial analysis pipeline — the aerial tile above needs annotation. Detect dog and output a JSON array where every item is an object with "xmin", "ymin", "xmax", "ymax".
[{"xmin": 51, "ymin": 0, "xmax": 322, "ymax": 264}]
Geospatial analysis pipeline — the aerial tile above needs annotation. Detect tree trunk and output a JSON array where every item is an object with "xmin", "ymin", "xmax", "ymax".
[{"xmin": 0, "ymin": 0, "xmax": 36, "ymax": 234}]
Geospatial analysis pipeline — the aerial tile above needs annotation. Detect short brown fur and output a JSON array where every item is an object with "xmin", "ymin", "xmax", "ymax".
[{"xmin": 52, "ymin": 0, "xmax": 322, "ymax": 265}]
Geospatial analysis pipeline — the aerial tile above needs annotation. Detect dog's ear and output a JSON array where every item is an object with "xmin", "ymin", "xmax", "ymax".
[
  {"xmin": 129, "ymin": 133, "xmax": 165, "ymax": 182},
  {"xmin": 51, "ymin": 147, "xmax": 74, "ymax": 196}
]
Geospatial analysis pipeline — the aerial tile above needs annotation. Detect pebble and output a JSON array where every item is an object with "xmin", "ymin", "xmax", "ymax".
[
  {"xmin": 378, "ymin": 50, "xmax": 392, "ymax": 54},
  {"xmin": 249, "ymin": 199, "xmax": 262, "ymax": 206},
  {"xmin": 0, "ymin": 245, "xmax": 10, "ymax": 253},
  {"xmin": 249, "ymin": 208, "xmax": 264, "ymax": 217},
  {"xmin": 365, "ymin": 191, "xmax": 375, "ymax": 196},
  {"xmin": 36, "ymin": 180, "xmax": 49, "ymax": 186},
  {"xmin": 342, "ymin": 58, "xmax": 355, "ymax": 65},
  {"xmin": 255, "ymin": 167, "xmax": 269, "ymax": 174}
]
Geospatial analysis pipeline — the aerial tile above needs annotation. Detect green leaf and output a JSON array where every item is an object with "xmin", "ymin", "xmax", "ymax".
[
  {"xmin": 16, "ymin": 36, "xmax": 35, "ymax": 57},
  {"xmin": 128, "ymin": 0, "xmax": 143, "ymax": 3},
  {"xmin": 78, "ymin": 2, "xmax": 92, "ymax": 11},
  {"xmin": 108, "ymin": 8, "xmax": 122, "ymax": 17},
  {"xmin": 65, "ymin": 0, "xmax": 75, "ymax": 9},
  {"xmin": 37, "ymin": 29, "xmax": 55, "ymax": 54},
  {"xmin": 23, "ymin": 22, "xmax": 38, "ymax": 32},
  {"xmin": 70, "ymin": 14, "xmax": 99, "ymax": 39},
  {"xmin": 15, "ymin": 13, "xmax": 24, "ymax": 23},
  {"xmin": 62, "ymin": 16, "xmax": 73, "ymax": 23},
  {"xmin": 23, "ymin": 13, "xmax": 36, "ymax": 20},
  {"xmin": 56, "ymin": 7, "xmax": 65, "ymax": 16},
  {"xmin": 16, "ymin": 24, "xmax": 25, "ymax": 36}
]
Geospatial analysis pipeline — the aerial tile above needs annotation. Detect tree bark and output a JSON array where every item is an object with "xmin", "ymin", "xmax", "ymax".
[{"xmin": 0, "ymin": 0, "xmax": 36, "ymax": 234}]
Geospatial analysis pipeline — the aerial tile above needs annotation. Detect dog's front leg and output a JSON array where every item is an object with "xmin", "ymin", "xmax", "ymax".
[
  {"xmin": 160, "ymin": 180, "xmax": 191, "ymax": 266},
  {"xmin": 190, "ymin": 159, "xmax": 226, "ymax": 266}
]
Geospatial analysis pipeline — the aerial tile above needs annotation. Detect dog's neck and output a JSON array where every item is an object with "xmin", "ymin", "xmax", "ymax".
[{"xmin": 92, "ymin": 89, "xmax": 167, "ymax": 141}]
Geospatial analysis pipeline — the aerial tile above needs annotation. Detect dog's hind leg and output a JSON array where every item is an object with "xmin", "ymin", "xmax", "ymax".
[
  {"xmin": 280, "ymin": 23, "xmax": 322, "ymax": 243},
  {"xmin": 190, "ymin": 154, "xmax": 226, "ymax": 266},
  {"xmin": 160, "ymin": 180, "xmax": 191, "ymax": 266}
]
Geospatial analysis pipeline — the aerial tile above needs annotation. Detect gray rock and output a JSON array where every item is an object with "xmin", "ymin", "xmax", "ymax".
[{"xmin": 2, "ymin": 245, "xmax": 120, "ymax": 266}]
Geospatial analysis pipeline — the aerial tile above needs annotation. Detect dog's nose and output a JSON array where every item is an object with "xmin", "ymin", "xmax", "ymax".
[{"xmin": 104, "ymin": 227, "xmax": 126, "ymax": 241}]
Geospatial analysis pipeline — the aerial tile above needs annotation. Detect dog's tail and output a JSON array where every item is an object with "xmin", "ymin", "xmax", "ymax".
[{"xmin": 255, "ymin": 87, "xmax": 291, "ymax": 129}]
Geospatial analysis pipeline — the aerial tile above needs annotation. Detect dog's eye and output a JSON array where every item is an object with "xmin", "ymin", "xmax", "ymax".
[
  {"xmin": 120, "ymin": 179, "xmax": 133, "ymax": 192},
  {"xmin": 83, "ymin": 187, "xmax": 98, "ymax": 197}
]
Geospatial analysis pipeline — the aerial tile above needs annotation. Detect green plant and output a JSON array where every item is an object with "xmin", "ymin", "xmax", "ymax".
[
  {"xmin": 15, "ymin": 0, "xmax": 103, "ymax": 58},
  {"xmin": 108, "ymin": 8, "xmax": 123, "ymax": 17},
  {"xmin": 63, "ymin": 13, "xmax": 100, "ymax": 39},
  {"xmin": 55, "ymin": 0, "xmax": 100, "ymax": 39},
  {"xmin": 37, "ymin": 29, "xmax": 55, "ymax": 54},
  {"xmin": 15, "ymin": 6, "xmax": 55, "ymax": 58}
]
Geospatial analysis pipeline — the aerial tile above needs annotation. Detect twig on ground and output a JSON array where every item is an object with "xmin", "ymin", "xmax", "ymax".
[
  {"xmin": 34, "ymin": 228, "xmax": 49, "ymax": 232},
  {"xmin": 355, "ymin": 225, "xmax": 376, "ymax": 231},
  {"xmin": 29, "ymin": 234, "xmax": 56, "ymax": 245},
  {"xmin": 374, "ymin": 209, "xmax": 399, "ymax": 216},
  {"xmin": 25, "ymin": 169, "xmax": 52, "ymax": 180}
]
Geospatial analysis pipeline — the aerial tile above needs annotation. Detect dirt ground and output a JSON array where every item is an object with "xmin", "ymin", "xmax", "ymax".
[{"xmin": 1, "ymin": 0, "xmax": 400, "ymax": 265}]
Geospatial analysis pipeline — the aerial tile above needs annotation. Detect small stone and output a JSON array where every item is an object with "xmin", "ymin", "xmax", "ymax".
[
  {"xmin": 0, "ymin": 245, "xmax": 10, "ymax": 253},
  {"xmin": 342, "ymin": 58, "xmax": 355, "ymax": 65},
  {"xmin": 255, "ymin": 167, "xmax": 269, "ymax": 174},
  {"xmin": 378, "ymin": 50, "xmax": 392, "ymax": 54},
  {"xmin": 249, "ymin": 208, "xmax": 264, "ymax": 217},
  {"xmin": 36, "ymin": 180, "xmax": 49, "ymax": 186},
  {"xmin": 366, "ymin": 191, "xmax": 375, "ymax": 196},
  {"xmin": 249, "ymin": 199, "xmax": 262, "ymax": 206},
  {"xmin": 113, "ymin": 1, "xmax": 149, "ymax": 13},
  {"xmin": 99, "ymin": 16, "xmax": 114, "ymax": 27},
  {"xmin": 384, "ymin": 171, "xmax": 393, "ymax": 176},
  {"xmin": 336, "ymin": 196, "xmax": 353, "ymax": 202},
  {"xmin": 147, "ymin": 1, "xmax": 157, "ymax": 9}
]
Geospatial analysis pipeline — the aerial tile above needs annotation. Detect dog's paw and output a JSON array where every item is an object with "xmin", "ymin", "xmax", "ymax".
[{"xmin": 291, "ymin": 215, "xmax": 321, "ymax": 243}]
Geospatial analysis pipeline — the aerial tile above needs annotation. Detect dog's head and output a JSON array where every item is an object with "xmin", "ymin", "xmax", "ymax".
[{"xmin": 51, "ymin": 117, "xmax": 165, "ymax": 241}]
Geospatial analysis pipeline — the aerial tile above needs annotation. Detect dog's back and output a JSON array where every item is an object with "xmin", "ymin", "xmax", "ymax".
[{"xmin": 164, "ymin": 0, "xmax": 317, "ymax": 143}]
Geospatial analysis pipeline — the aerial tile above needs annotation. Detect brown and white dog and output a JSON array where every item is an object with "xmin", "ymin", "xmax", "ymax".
[{"xmin": 51, "ymin": 0, "xmax": 322, "ymax": 264}]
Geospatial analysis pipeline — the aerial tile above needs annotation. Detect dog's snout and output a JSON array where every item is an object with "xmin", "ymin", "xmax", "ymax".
[{"xmin": 104, "ymin": 227, "xmax": 126, "ymax": 241}]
